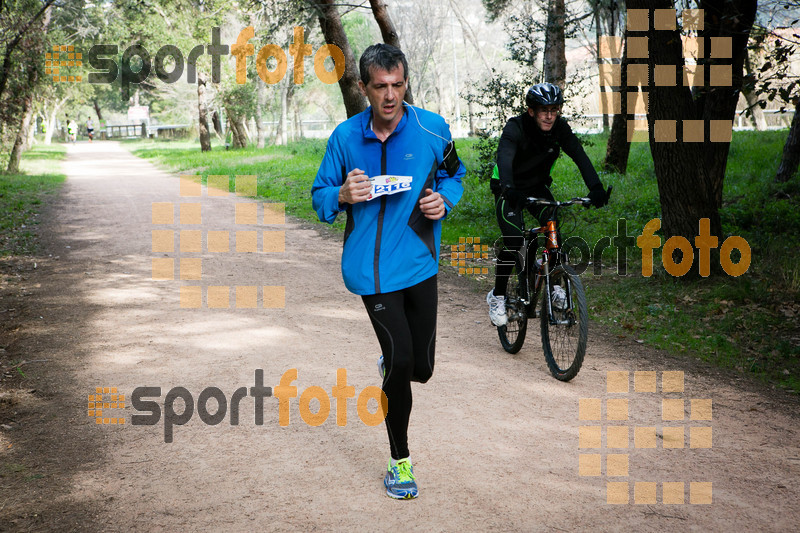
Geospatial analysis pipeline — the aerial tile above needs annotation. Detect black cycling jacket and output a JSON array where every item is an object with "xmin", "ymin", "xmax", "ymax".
[{"xmin": 493, "ymin": 112, "xmax": 601, "ymax": 195}]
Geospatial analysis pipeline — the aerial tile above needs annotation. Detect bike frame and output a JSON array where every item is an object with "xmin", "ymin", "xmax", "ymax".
[{"xmin": 515, "ymin": 198, "xmax": 589, "ymax": 325}]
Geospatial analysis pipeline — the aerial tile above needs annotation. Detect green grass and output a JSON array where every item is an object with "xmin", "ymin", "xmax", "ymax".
[
  {"xmin": 129, "ymin": 138, "xmax": 342, "ymax": 230},
  {"xmin": 0, "ymin": 145, "xmax": 66, "ymax": 256},
  {"xmin": 129, "ymin": 130, "xmax": 800, "ymax": 393}
]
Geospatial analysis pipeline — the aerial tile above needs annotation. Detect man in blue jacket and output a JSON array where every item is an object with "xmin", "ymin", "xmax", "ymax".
[{"xmin": 312, "ymin": 43, "xmax": 464, "ymax": 500}]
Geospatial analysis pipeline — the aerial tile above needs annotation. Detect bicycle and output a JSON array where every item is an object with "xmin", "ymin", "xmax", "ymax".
[{"xmin": 496, "ymin": 187, "xmax": 611, "ymax": 381}]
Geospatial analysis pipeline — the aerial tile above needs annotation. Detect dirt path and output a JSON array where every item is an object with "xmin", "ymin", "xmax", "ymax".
[{"xmin": 1, "ymin": 141, "xmax": 799, "ymax": 531}]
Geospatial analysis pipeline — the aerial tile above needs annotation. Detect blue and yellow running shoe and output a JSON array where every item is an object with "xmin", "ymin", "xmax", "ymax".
[{"xmin": 384, "ymin": 458, "xmax": 418, "ymax": 499}]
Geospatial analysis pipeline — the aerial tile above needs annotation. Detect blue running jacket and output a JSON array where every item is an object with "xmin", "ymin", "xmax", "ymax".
[{"xmin": 312, "ymin": 105, "xmax": 465, "ymax": 295}]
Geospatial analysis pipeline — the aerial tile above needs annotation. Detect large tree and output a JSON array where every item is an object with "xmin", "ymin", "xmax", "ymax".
[
  {"xmin": 592, "ymin": 0, "xmax": 625, "ymax": 132},
  {"xmin": 776, "ymin": 99, "xmax": 799, "ymax": 182},
  {"xmin": 603, "ymin": 34, "xmax": 631, "ymax": 173},
  {"xmin": 543, "ymin": 0, "xmax": 566, "ymax": 86},
  {"xmin": 0, "ymin": 0, "xmax": 57, "ymax": 106},
  {"xmin": 627, "ymin": 0, "xmax": 757, "ymax": 250},
  {"xmin": 6, "ymin": 3, "xmax": 52, "ymax": 173},
  {"xmin": 746, "ymin": 0, "xmax": 800, "ymax": 181},
  {"xmin": 314, "ymin": 0, "xmax": 366, "ymax": 118}
]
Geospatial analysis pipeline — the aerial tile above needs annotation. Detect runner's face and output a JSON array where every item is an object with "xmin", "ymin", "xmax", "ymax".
[
  {"xmin": 360, "ymin": 65, "xmax": 407, "ymax": 128},
  {"xmin": 530, "ymin": 105, "xmax": 560, "ymax": 131}
]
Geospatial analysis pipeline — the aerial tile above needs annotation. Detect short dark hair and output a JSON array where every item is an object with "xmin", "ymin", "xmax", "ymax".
[{"xmin": 359, "ymin": 43, "xmax": 408, "ymax": 85}]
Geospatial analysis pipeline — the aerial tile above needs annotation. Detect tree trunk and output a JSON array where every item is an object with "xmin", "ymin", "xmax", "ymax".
[
  {"xmin": 595, "ymin": 10, "xmax": 609, "ymax": 133},
  {"xmin": 543, "ymin": 0, "xmax": 567, "ymax": 87},
  {"xmin": 228, "ymin": 112, "xmax": 247, "ymax": 149},
  {"xmin": 7, "ymin": 104, "xmax": 34, "ymax": 174},
  {"xmin": 248, "ymin": 117, "xmax": 256, "ymax": 142},
  {"xmin": 197, "ymin": 72, "xmax": 212, "ymax": 152},
  {"xmin": 6, "ymin": 5, "xmax": 51, "ymax": 173},
  {"xmin": 212, "ymin": 110, "xmax": 223, "ymax": 138},
  {"xmin": 368, "ymin": 0, "xmax": 414, "ymax": 104},
  {"xmin": 276, "ymin": 78, "xmax": 289, "ymax": 146},
  {"xmin": 255, "ymin": 76, "xmax": 266, "ymax": 149},
  {"xmin": 468, "ymin": 100, "xmax": 476, "ymax": 136},
  {"xmin": 286, "ymin": 82, "xmax": 295, "ymax": 142},
  {"xmin": 93, "ymin": 99, "xmax": 103, "ymax": 121},
  {"xmin": 317, "ymin": 0, "xmax": 366, "ymax": 118},
  {"xmin": 294, "ymin": 101, "xmax": 302, "ymax": 140},
  {"xmin": 742, "ymin": 53, "xmax": 767, "ymax": 131},
  {"xmin": 696, "ymin": 0, "xmax": 758, "ymax": 209},
  {"xmin": 26, "ymin": 112, "xmax": 38, "ymax": 148},
  {"xmin": 628, "ymin": 0, "xmax": 756, "ymax": 250},
  {"xmin": 45, "ymin": 106, "xmax": 57, "ymax": 144},
  {"xmin": 604, "ymin": 36, "xmax": 630, "ymax": 173},
  {"xmin": 776, "ymin": 100, "xmax": 800, "ymax": 182}
]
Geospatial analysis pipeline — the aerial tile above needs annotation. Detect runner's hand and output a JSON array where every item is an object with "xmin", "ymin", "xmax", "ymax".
[
  {"xmin": 420, "ymin": 188, "xmax": 446, "ymax": 220},
  {"xmin": 339, "ymin": 168, "xmax": 372, "ymax": 204}
]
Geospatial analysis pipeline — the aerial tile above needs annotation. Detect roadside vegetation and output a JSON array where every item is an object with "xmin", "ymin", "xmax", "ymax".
[{"xmin": 0, "ymin": 145, "xmax": 66, "ymax": 256}]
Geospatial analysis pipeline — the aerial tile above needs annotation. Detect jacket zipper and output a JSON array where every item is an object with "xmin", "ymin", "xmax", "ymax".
[{"xmin": 374, "ymin": 141, "xmax": 388, "ymax": 294}]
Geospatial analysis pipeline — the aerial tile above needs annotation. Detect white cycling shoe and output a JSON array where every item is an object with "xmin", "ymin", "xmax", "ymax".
[{"xmin": 486, "ymin": 289, "xmax": 508, "ymax": 327}]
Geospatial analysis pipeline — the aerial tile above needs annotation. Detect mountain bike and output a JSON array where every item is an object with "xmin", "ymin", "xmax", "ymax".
[{"xmin": 496, "ymin": 188, "xmax": 611, "ymax": 381}]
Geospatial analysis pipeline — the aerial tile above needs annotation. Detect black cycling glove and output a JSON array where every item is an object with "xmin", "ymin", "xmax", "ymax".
[
  {"xmin": 503, "ymin": 187, "xmax": 526, "ymax": 208},
  {"xmin": 588, "ymin": 184, "xmax": 609, "ymax": 208}
]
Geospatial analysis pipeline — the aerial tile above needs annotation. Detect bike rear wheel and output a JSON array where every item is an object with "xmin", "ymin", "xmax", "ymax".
[
  {"xmin": 498, "ymin": 264, "xmax": 528, "ymax": 354},
  {"xmin": 540, "ymin": 264, "xmax": 587, "ymax": 381}
]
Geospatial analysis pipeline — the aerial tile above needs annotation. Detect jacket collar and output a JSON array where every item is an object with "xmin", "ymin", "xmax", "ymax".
[{"xmin": 361, "ymin": 105, "xmax": 409, "ymax": 140}]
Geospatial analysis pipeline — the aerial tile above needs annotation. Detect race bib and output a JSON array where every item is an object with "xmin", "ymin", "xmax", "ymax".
[{"xmin": 367, "ymin": 175, "xmax": 413, "ymax": 201}]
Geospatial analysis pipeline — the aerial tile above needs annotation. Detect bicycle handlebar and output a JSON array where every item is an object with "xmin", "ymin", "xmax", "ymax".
[
  {"xmin": 524, "ymin": 184, "xmax": 613, "ymax": 209},
  {"xmin": 523, "ymin": 196, "xmax": 591, "ymax": 208}
]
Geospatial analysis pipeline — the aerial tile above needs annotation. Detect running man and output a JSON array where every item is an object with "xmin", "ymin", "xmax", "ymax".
[
  {"xmin": 67, "ymin": 117, "xmax": 77, "ymax": 143},
  {"xmin": 486, "ymin": 83, "xmax": 610, "ymax": 326},
  {"xmin": 312, "ymin": 44, "xmax": 464, "ymax": 499},
  {"xmin": 86, "ymin": 116, "xmax": 94, "ymax": 142}
]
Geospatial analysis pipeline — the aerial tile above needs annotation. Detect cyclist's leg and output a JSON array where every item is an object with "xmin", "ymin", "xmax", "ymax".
[
  {"xmin": 524, "ymin": 185, "xmax": 556, "ymax": 274},
  {"xmin": 402, "ymin": 274, "xmax": 438, "ymax": 384},
  {"xmin": 526, "ymin": 186, "xmax": 558, "ymax": 300},
  {"xmin": 528, "ymin": 185, "xmax": 556, "ymax": 226},
  {"xmin": 493, "ymin": 193, "xmax": 525, "ymax": 298},
  {"xmin": 362, "ymin": 289, "xmax": 414, "ymax": 461}
]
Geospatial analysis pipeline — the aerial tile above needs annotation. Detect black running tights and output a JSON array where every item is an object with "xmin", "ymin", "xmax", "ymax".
[{"xmin": 361, "ymin": 274, "xmax": 437, "ymax": 460}]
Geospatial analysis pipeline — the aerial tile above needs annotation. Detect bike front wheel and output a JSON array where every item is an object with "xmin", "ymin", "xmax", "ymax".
[
  {"xmin": 540, "ymin": 264, "xmax": 588, "ymax": 381},
  {"xmin": 498, "ymin": 264, "xmax": 528, "ymax": 354}
]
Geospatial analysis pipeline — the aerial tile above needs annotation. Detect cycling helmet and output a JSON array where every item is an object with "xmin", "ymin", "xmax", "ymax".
[{"xmin": 526, "ymin": 83, "xmax": 564, "ymax": 108}]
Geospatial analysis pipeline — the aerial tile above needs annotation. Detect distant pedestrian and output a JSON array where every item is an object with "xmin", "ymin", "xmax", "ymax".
[
  {"xmin": 86, "ymin": 117, "xmax": 94, "ymax": 142},
  {"xmin": 67, "ymin": 117, "xmax": 77, "ymax": 143}
]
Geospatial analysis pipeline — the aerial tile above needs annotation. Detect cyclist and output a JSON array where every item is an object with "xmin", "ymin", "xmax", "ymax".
[
  {"xmin": 486, "ymin": 82, "xmax": 610, "ymax": 327},
  {"xmin": 312, "ymin": 43, "xmax": 464, "ymax": 499}
]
